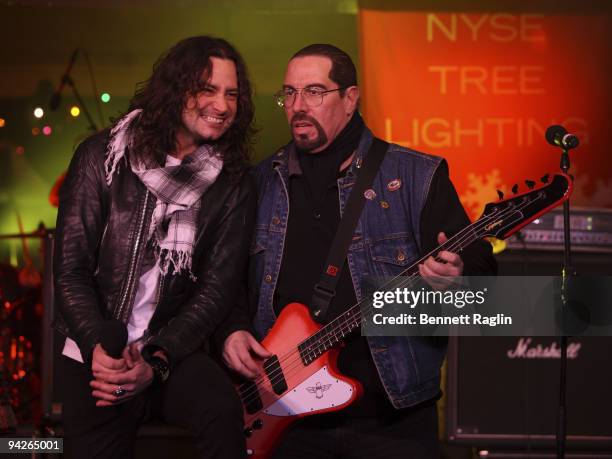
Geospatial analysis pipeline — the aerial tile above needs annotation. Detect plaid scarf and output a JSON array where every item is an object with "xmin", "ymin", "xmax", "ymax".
[{"xmin": 104, "ymin": 109, "xmax": 223, "ymax": 278}]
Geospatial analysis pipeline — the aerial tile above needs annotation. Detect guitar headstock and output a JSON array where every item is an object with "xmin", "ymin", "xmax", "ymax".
[{"xmin": 477, "ymin": 174, "xmax": 572, "ymax": 240}]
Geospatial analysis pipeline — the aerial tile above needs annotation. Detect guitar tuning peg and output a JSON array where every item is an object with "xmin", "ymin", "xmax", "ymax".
[
  {"xmin": 540, "ymin": 174, "xmax": 550, "ymax": 184},
  {"xmin": 496, "ymin": 189, "xmax": 504, "ymax": 200},
  {"xmin": 525, "ymin": 180, "xmax": 535, "ymax": 190},
  {"xmin": 511, "ymin": 184, "xmax": 519, "ymax": 194}
]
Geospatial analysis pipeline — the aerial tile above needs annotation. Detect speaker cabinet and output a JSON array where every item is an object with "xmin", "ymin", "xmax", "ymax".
[
  {"xmin": 445, "ymin": 249, "xmax": 612, "ymax": 451},
  {"xmin": 446, "ymin": 335, "xmax": 612, "ymax": 449}
]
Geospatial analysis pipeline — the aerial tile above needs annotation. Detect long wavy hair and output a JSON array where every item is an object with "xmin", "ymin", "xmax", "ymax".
[{"xmin": 124, "ymin": 36, "xmax": 255, "ymax": 179}]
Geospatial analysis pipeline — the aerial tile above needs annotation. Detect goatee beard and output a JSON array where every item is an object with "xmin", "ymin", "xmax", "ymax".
[{"xmin": 291, "ymin": 114, "xmax": 328, "ymax": 152}]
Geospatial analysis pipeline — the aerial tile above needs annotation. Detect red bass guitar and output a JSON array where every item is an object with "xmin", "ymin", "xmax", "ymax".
[{"xmin": 238, "ymin": 174, "xmax": 572, "ymax": 458}]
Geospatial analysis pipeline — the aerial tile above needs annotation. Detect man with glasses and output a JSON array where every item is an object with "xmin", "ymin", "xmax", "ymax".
[{"xmin": 220, "ymin": 44, "xmax": 495, "ymax": 457}]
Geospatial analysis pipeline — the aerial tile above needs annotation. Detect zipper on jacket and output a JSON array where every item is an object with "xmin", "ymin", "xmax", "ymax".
[{"xmin": 115, "ymin": 189, "xmax": 151, "ymax": 322}]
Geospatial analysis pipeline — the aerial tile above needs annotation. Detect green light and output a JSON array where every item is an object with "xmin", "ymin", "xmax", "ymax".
[{"xmin": 101, "ymin": 93, "xmax": 111, "ymax": 103}]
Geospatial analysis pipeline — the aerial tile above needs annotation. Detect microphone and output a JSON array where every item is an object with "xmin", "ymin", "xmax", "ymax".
[
  {"xmin": 49, "ymin": 48, "xmax": 79, "ymax": 111},
  {"xmin": 99, "ymin": 319, "xmax": 128, "ymax": 359},
  {"xmin": 545, "ymin": 125, "xmax": 579, "ymax": 150}
]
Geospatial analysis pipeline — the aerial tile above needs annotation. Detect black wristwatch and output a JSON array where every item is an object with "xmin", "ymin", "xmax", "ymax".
[{"xmin": 148, "ymin": 356, "xmax": 170, "ymax": 384}]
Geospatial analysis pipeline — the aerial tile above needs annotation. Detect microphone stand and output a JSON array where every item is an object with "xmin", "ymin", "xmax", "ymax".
[
  {"xmin": 63, "ymin": 74, "xmax": 98, "ymax": 132},
  {"xmin": 557, "ymin": 147, "xmax": 574, "ymax": 459}
]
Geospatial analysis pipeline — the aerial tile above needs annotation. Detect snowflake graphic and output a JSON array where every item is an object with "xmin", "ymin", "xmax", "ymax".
[
  {"xmin": 460, "ymin": 169, "xmax": 509, "ymax": 220},
  {"xmin": 566, "ymin": 165, "xmax": 612, "ymax": 208}
]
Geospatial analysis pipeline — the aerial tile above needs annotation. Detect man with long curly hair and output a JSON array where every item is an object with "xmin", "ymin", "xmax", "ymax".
[{"xmin": 53, "ymin": 36, "xmax": 255, "ymax": 458}]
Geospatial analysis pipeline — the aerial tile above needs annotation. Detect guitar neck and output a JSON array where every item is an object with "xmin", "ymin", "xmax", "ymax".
[
  {"xmin": 298, "ymin": 220, "xmax": 484, "ymax": 365},
  {"xmin": 297, "ymin": 173, "xmax": 572, "ymax": 367}
]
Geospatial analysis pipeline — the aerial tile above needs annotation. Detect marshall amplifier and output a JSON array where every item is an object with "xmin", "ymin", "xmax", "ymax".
[{"xmin": 445, "ymin": 336, "xmax": 612, "ymax": 450}]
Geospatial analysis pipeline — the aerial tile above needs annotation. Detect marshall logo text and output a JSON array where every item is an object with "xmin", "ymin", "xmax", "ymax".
[{"xmin": 507, "ymin": 337, "xmax": 582, "ymax": 359}]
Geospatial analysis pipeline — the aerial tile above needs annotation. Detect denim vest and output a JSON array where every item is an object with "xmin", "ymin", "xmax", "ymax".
[{"xmin": 249, "ymin": 128, "xmax": 446, "ymax": 408}]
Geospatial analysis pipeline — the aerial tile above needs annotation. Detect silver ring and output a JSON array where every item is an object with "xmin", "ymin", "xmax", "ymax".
[{"xmin": 112, "ymin": 386, "xmax": 127, "ymax": 397}]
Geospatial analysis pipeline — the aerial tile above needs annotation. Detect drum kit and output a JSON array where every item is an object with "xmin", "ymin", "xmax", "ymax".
[
  {"xmin": 0, "ymin": 227, "xmax": 47, "ymax": 433},
  {"xmin": 0, "ymin": 169, "xmax": 66, "ymax": 435}
]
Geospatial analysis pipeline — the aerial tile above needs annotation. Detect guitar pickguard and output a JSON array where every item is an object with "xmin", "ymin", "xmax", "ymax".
[{"xmin": 263, "ymin": 366, "xmax": 354, "ymax": 416}]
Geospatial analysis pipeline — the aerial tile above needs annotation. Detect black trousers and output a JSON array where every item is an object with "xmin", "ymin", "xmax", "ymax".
[
  {"xmin": 58, "ymin": 352, "xmax": 246, "ymax": 459},
  {"xmin": 270, "ymin": 403, "xmax": 440, "ymax": 459}
]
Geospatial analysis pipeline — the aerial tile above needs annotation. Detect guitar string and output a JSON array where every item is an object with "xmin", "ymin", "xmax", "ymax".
[
  {"xmin": 238, "ymin": 193, "xmax": 543, "ymax": 409},
  {"xmin": 239, "ymin": 193, "xmax": 545, "ymax": 407},
  {"xmin": 237, "ymin": 204, "xmax": 506, "ymax": 407},
  {"xmin": 298, "ymin": 191, "xmax": 551, "ymax": 361},
  {"xmin": 238, "ymin": 197, "xmax": 531, "ymax": 407},
  {"xmin": 252, "ymin": 177, "xmax": 564, "ymax": 386}
]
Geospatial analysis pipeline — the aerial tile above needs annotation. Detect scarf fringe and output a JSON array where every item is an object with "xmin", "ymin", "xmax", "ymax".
[
  {"xmin": 156, "ymin": 245, "xmax": 197, "ymax": 281},
  {"xmin": 104, "ymin": 109, "xmax": 142, "ymax": 185},
  {"xmin": 105, "ymin": 108, "xmax": 217, "ymax": 282}
]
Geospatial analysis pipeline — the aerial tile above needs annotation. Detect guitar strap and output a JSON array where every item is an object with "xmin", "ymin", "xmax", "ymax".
[{"xmin": 310, "ymin": 137, "xmax": 388, "ymax": 323}]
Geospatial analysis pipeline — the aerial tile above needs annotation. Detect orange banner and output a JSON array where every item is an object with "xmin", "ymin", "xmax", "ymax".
[{"xmin": 359, "ymin": 9, "xmax": 612, "ymax": 218}]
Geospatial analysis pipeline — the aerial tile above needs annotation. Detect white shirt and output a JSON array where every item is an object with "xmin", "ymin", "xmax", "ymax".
[{"xmin": 62, "ymin": 154, "xmax": 181, "ymax": 363}]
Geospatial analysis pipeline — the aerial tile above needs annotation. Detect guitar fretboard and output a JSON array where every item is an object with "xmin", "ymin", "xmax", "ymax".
[
  {"xmin": 297, "ymin": 226, "xmax": 481, "ymax": 365},
  {"xmin": 295, "ymin": 178, "xmax": 566, "ymax": 367}
]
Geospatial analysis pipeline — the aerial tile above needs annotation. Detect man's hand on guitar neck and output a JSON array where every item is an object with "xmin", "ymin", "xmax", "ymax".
[
  {"xmin": 223, "ymin": 330, "xmax": 272, "ymax": 379},
  {"xmin": 418, "ymin": 232, "xmax": 464, "ymax": 290}
]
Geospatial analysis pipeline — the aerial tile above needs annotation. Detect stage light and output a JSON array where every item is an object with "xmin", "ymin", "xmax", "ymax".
[
  {"xmin": 32, "ymin": 127, "xmax": 40, "ymax": 136},
  {"xmin": 42, "ymin": 125, "xmax": 52, "ymax": 136},
  {"xmin": 34, "ymin": 107, "xmax": 44, "ymax": 118},
  {"xmin": 70, "ymin": 105, "xmax": 80, "ymax": 117},
  {"xmin": 0, "ymin": 118, "xmax": 5, "ymax": 128},
  {"xmin": 16, "ymin": 146, "xmax": 25, "ymax": 155},
  {"xmin": 101, "ymin": 92, "xmax": 111, "ymax": 103}
]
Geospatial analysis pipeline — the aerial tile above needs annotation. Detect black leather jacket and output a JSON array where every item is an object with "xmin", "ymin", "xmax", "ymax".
[{"xmin": 53, "ymin": 130, "xmax": 256, "ymax": 366}]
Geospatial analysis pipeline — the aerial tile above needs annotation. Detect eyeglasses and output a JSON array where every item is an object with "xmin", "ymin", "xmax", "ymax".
[{"xmin": 273, "ymin": 86, "xmax": 346, "ymax": 108}]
